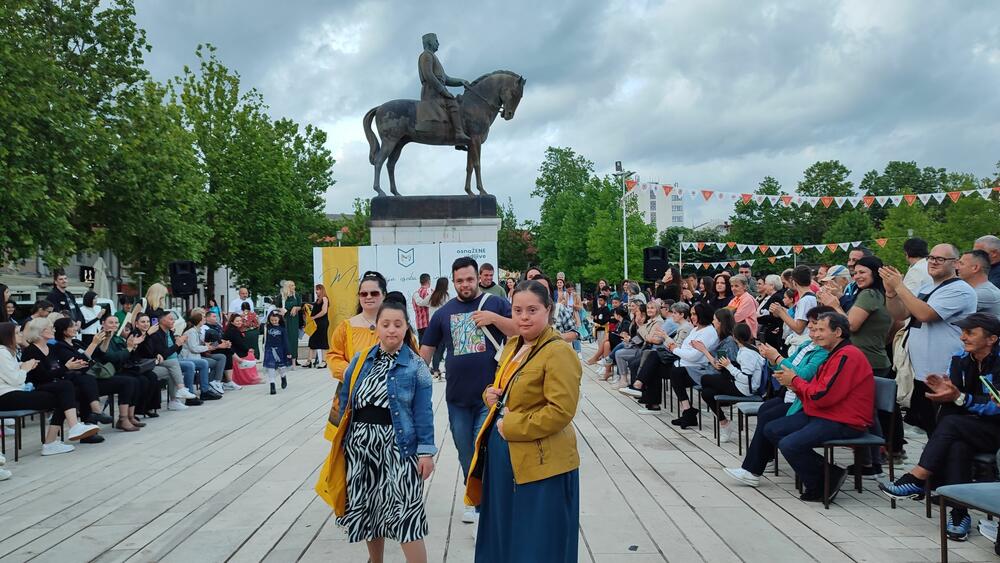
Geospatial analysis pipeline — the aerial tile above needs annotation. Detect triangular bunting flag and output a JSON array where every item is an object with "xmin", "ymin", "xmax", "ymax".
[
  {"xmin": 848, "ymin": 196, "xmax": 863, "ymax": 207},
  {"xmin": 917, "ymin": 193, "xmax": 933, "ymax": 204},
  {"xmin": 701, "ymin": 190, "xmax": 714, "ymax": 201},
  {"xmin": 851, "ymin": 241, "xmax": 862, "ymax": 248},
  {"xmin": 768, "ymin": 256, "xmax": 777, "ymax": 264},
  {"xmin": 766, "ymin": 195, "xmax": 780, "ymax": 206},
  {"xmin": 977, "ymin": 188, "xmax": 992, "ymax": 199},
  {"xmin": 888, "ymin": 195, "xmax": 903, "ymax": 206},
  {"xmin": 662, "ymin": 185, "xmax": 673, "ymax": 197},
  {"xmin": 780, "ymin": 195, "xmax": 793, "ymax": 206},
  {"xmin": 814, "ymin": 244, "xmax": 826, "ymax": 253},
  {"xmin": 701, "ymin": 262, "xmax": 709, "ymax": 270},
  {"xmin": 758, "ymin": 244, "xmax": 769, "ymax": 254},
  {"xmin": 728, "ymin": 261, "xmax": 737, "ymax": 268},
  {"xmin": 726, "ymin": 241, "xmax": 736, "ymax": 249},
  {"xmin": 820, "ymin": 196, "xmax": 834, "ymax": 208},
  {"xmin": 834, "ymin": 197, "xmax": 848, "ymax": 207},
  {"xmin": 740, "ymin": 194, "xmax": 753, "ymax": 204},
  {"xmin": 929, "ymin": 193, "xmax": 945, "ymax": 203},
  {"xmin": 876, "ymin": 238, "xmax": 888, "ymax": 248},
  {"xmin": 714, "ymin": 242, "xmax": 727, "ymax": 251},
  {"xmin": 947, "ymin": 191, "xmax": 961, "ymax": 202},
  {"xmin": 625, "ymin": 179, "xmax": 637, "ymax": 191},
  {"xmin": 904, "ymin": 194, "xmax": 918, "ymax": 206},
  {"xmin": 875, "ymin": 195, "xmax": 890, "ymax": 206},
  {"xmin": 793, "ymin": 245, "xmax": 804, "ymax": 254},
  {"xmin": 737, "ymin": 244, "xmax": 749, "ymax": 253},
  {"xmin": 863, "ymin": 195, "xmax": 875, "ymax": 207},
  {"xmin": 839, "ymin": 242, "xmax": 851, "ymax": 251},
  {"xmin": 747, "ymin": 259, "xmax": 756, "ymax": 266},
  {"xmin": 753, "ymin": 194, "xmax": 767, "ymax": 205}
]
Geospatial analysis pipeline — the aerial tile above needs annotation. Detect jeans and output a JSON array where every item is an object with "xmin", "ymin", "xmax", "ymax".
[
  {"xmin": 178, "ymin": 358, "xmax": 211, "ymax": 393},
  {"xmin": 742, "ymin": 398, "xmax": 791, "ymax": 475},
  {"xmin": 203, "ymin": 353, "xmax": 226, "ymax": 382},
  {"xmin": 448, "ymin": 402, "xmax": 490, "ymax": 484},
  {"xmin": 764, "ymin": 411, "xmax": 864, "ymax": 493},
  {"xmin": 571, "ymin": 339, "xmax": 581, "ymax": 353}
]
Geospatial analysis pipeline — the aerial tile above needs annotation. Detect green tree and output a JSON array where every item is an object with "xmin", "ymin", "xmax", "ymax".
[
  {"xmin": 875, "ymin": 204, "xmax": 941, "ymax": 270},
  {"xmin": 821, "ymin": 210, "xmax": 875, "ymax": 263},
  {"xmin": 326, "ymin": 199, "xmax": 372, "ymax": 247},
  {"xmin": 531, "ymin": 147, "xmax": 596, "ymax": 277},
  {"xmin": 794, "ymin": 160, "xmax": 855, "ymax": 241},
  {"xmin": 497, "ymin": 197, "xmax": 535, "ymax": 272},
  {"xmin": 728, "ymin": 176, "xmax": 796, "ymax": 245},
  {"xmin": 582, "ymin": 177, "xmax": 655, "ymax": 282}
]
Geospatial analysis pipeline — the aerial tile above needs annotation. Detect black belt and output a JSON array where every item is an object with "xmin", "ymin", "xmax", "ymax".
[{"xmin": 354, "ymin": 405, "xmax": 392, "ymax": 425}]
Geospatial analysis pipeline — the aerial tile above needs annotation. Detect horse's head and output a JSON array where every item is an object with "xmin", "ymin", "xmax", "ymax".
[{"xmin": 500, "ymin": 75, "xmax": 525, "ymax": 121}]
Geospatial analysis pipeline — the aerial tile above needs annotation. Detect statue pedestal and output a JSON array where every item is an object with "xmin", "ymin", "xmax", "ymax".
[{"xmin": 369, "ymin": 195, "xmax": 500, "ymax": 245}]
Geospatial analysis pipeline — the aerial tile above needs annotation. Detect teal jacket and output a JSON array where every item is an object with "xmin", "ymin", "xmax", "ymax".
[{"xmin": 772, "ymin": 340, "xmax": 829, "ymax": 416}]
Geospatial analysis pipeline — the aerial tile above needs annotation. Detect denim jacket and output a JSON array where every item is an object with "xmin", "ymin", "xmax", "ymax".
[{"xmin": 339, "ymin": 344, "xmax": 436, "ymax": 458}]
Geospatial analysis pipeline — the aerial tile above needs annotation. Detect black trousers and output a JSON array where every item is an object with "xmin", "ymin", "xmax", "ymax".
[
  {"xmin": 63, "ymin": 371, "xmax": 99, "ymax": 412},
  {"xmin": 919, "ymin": 414, "xmax": 1000, "ymax": 486},
  {"xmin": 699, "ymin": 373, "xmax": 746, "ymax": 421},
  {"xmin": 637, "ymin": 357, "xmax": 675, "ymax": 407},
  {"xmin": 904, "ymin": 379, "xmax": 938, "ymax": 435},
  {"xmin": 97, "ymin": 375, "xmax": 137, "ymax": 406},
  {"xmin": 741, "ymin": 398, "xmax": 791, "ymax": 475},
  {"xmin": 668, "ymin": 364, "xmax": 695, "ymax": 403},
  {"xmin": 125, "ymin": 371, "xmax": 160, "ymax": 413},
  {"xmin": 0, "ymin": 380, "xmax": 76, "ymax": 426}
]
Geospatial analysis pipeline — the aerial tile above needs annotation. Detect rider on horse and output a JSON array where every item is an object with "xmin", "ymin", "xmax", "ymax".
[{"xmin": 418, "ymin": 33, "xmax": 471, "ymax": 146}]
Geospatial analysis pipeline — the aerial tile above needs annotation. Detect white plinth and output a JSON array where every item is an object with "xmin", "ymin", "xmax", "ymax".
[{"xmin": 369, "ymin": 218, "xmax": 500, "ymax": 245}]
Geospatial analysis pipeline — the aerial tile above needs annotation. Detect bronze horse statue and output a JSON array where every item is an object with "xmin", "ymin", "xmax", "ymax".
[{"xmin": 363, "ymin": 70, "xmax": 525, "ymax": 196}]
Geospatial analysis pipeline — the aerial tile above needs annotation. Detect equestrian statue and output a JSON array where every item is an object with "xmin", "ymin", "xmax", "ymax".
[{"xmin": 364, "ymin": 32, "xmax": 525, "ymax": 196}]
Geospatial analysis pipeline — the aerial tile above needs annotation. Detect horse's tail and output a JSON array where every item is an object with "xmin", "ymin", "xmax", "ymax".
[{"xmin": 363, "ymin": 107, "xmax": 379, "ymax": 165}]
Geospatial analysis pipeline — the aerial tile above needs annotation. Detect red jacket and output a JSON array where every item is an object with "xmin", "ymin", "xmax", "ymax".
[{"xmin": 791, "ymin": 341, "xmax": 874, "ymax": 430}]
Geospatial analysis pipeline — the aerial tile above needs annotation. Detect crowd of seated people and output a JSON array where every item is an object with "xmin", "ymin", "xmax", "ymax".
[{"xmin": 590, "ymin": 236, "xmax": 1000, "ymax": 544}]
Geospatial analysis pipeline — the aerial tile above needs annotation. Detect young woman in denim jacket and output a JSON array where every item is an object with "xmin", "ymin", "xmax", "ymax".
[{"xmin": 335, "ymin": 298, "xmax": 436, "ymax": 563}]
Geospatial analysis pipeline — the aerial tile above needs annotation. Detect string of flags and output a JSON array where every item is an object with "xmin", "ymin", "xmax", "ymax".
[
  {"xmin": 679, "ymin": 239, "xmax": 890, "ymax": 255},
  {"xmin": 624, "ymin": 179, "xmax": 1000, "ymax": 208}
]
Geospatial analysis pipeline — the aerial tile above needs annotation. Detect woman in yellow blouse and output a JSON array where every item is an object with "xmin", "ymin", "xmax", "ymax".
[{"xmin": 465, "ymin": 280, "xmax": 582, "ymax": 563}]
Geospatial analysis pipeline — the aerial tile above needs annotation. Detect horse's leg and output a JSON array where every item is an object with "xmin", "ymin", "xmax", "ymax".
[
  {"xmin": 473, "ymin": 141, "xmax": 487, "ymax": 195},
  {"xmin": 464, "ymin": 142, "xmax": 475, "ymax": 196},
  {"xmin": 373, "ymin": 138, "xmax": 396, "ymax": 197},
  {"xmin": 387, "ymin": 141, "xmax": 406, "ymax": 196}
]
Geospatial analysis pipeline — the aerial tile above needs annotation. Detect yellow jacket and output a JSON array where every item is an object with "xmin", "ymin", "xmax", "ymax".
[{"xmin": 465, "ymin": 326, "xmax": 582, "ymax": 506}]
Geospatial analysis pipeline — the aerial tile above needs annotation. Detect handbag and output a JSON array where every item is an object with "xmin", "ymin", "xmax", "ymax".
[
  {"xmin": 87, "ymin": 361, "xmax": 115, "ymax": 380},
  {"xmin": 128, "ymin": 358, "xmax": 156, "ymax": 374},
  {"xmin": 303, "ymin": 304, "xmax": 316, "ymax": 336},
  {"xmin": 315, "ymin": 345, "xmax": 373, "ymax": 516}
]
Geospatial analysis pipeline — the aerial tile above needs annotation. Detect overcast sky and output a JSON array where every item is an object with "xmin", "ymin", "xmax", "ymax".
[{"xmin": 134, "ymin": 0, "xmax": 1000, "ymax": 226}]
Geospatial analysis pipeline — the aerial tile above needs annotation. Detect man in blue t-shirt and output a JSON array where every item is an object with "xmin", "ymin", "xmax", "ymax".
[{"xmin": 420, "ymin": 256, "xmax": 514, "ymax": 524}]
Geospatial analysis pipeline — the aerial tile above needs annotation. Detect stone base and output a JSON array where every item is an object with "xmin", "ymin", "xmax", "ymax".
[{"xmin": 369, "ymin": 195, "xmax": 499, "ymax": 245}]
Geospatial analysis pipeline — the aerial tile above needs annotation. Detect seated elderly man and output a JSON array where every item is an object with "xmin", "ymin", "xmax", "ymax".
[
  {"xmin": 880, "ymin": 313, "xmax": 1000, "ymax": 542},
  {"xmin": 762, "ymin": 312, "xmax": 874, "ymax": 502}
]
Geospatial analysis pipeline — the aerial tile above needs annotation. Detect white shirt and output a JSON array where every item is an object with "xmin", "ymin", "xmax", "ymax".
[
  {"xmin": 0, "ymin": 347, "xmax": 28, "ymax": 397},
  {"xmin": 673, "ymin": 325, "xmax": 719, "ymax": 367},
  {"xmin": 903, "ymin": 258, "xmax": 931, "ymax": 295},
  {"xmin": 229, "ymin": 297, "xmax": 254, "ymax": 314},
  {"xmin": 724, "ymin": 346, "xmax": 766, "ymax": 396},
  {"xmin": 80, "ymin": 305, "xmax": 103, "ymax": 335}
]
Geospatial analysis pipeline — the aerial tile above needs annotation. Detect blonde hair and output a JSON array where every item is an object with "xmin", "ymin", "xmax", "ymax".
[
  {"xmin": 145, "ymin": 282, "xmax": 168, "ymax": 310},
  {"xmin": 23, "ymin": 317, "xmax": 52, "ymax": 344},
  {"xmin": 280, "ymin": 280, "xmax": 295, "ymax": 298}
]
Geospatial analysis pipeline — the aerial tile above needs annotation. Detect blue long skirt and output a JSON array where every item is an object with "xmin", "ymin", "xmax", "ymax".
[{"xmin": 474, "ymin": 421, "xmax": 579, "ymax": 563}]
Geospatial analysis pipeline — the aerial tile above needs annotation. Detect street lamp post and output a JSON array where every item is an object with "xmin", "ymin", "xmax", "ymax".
[
  {"xmin": 614, "ymin": 161, "xmax": 632, "ymax": 281},
  {"xmin": 135, "ymin": 271, "xmax": 146, "ymax": 300}
]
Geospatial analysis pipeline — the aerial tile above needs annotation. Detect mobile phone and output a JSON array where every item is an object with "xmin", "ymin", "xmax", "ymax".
[
  {"xmin": 979, "ymin": 376, "xmax": 1000, "ymax": 405},
  {"xmin": 716, "ymin": 350, "xmax": 728, "ymax": 360}
]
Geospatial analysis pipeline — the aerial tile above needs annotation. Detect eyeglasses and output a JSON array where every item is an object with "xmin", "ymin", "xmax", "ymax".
[
  {"xmin": 927, "ymin": 256, "xmax": 957, "ymax": 265},
  {"xmin": 358, "ymin": 290, "xmax": 382, "ymax": 298}
]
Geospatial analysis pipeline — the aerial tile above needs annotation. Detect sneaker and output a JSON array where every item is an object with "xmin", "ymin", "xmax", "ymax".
[
  {"xmin": 0, "ymin": 452, "xmax": 5, "ymax": 466},
  {"xmin": 878, "ymin": 473, "xmax": 925, "ymax": 501},
  {"xmin": 66, "ymin": 422, "xmax": 100, "ymax": 441},
  {"xmin": 979, "ymin": 519, "xmax": 998, "ymax": 542},
  {"xmin": 41, "ymin": 441, "xmax": 75, "ymax": 456},
  {"xmin": 719, "ymin": 423, "xmax": 735, "ymax": 443},
  {"xmin": 86, "ymin": 412, "xmax": 113, "ymax": 425},
  {"xmin": 223, "ymin": 381, "xmax": 241, "ymax": 391},
  {"xmin": 270, "ymin": 383, "xmax": 277, "ymax": 395},
  {"xmin": 618, "ymin": 387, "xmax": 642, "ymax": 398},
  {"xmin": 176, "ymin": 388, "xmax": 197, "ymax": 400},
  {"xmin": 636, "ymin": 406, "xmax": 664, "ymax": 415},
  {"xmin": 724, "ymin": 467, "xmax": 760, "ymax": 487},
  {"xmin": 210, "ymin": 381, "xmax": 225, "ymax": 395},
  {"xmin": 0, "ymin": 468, "xmax": 10, "ymax": 481},
  {"xmin": 462, "ymin": 505, "xmax": 477, "ymax": 524},
  {"xmin": 201, "ymin": 391, "xmax": 223, "ymax": 401},
  {"xmin": 281, "ymin": 376, "xmax": 287, "ymax": 389},
  {"xmin": 79, "ymin": 434, "xmax": 105, "ymax": 444},
  {"xmin": 947, "ymin": 510, "xmax": 972, "ymax": 542},
  {"xmin": 185, "ymin": 398, "xmax": 203, "ymax": 406},
  {"xmin": 846, "ymin": 463, "xmax": 884, "ymax": 480},
  {"xmin": 167, "ymin": 399, "xmax": 189, "ymax": 411}
]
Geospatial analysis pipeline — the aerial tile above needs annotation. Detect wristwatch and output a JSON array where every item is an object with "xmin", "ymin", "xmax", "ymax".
[{"xmin": 954, "ymin": 393, "xmax": 967, "ymax": 407}]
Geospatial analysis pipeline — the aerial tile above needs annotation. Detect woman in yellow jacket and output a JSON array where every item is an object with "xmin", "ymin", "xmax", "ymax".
[{"xmin": 465, "ymin": 280, "xmax": 582, "ymax": 563}]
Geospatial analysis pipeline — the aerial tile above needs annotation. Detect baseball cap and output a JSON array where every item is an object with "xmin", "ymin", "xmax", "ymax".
[
  {"xmin": 821, "ymin": 265, "xmax": 851, "ymax": 281},
  {"xmin": 952, "ymin": 313, "xmax": 1000, "ymax": 336}
]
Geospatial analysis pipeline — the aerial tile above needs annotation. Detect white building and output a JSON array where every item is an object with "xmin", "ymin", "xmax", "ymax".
[{"xmin": 634, "ymin": 184, "xmax": 685, "ymax": 235}]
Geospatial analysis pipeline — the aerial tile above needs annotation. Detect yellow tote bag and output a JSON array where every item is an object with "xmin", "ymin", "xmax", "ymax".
[
  {"xmin": 303, "ymin": 304, "xmax": 317, "ymax": 336},
  {"xmin": 315, "ymin": 345, "xmax": 373, "ymax": 516}
]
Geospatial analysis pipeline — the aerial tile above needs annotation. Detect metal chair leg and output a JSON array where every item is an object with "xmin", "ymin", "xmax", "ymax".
[
  {"xmin": 823, "ymin": 447, "xmax": 831, "ymax": 509},
  {"xmin": 940, "ymin": 495, "xmax": 948, "ymax": 563}
]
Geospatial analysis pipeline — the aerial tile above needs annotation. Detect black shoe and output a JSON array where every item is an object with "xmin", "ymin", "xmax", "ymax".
[
  {"xmin": 281, "ymin": 376, "xmax": 287, "ymax": 390},
  {"xmin": 827, "ymin": 465, "xmax": 849, "ymax": 504},
  {"xmin": 92, "ymin": 413, "xmax": 113, "ymax": 425},
  {"xmin": 201, "ymin": 391, "xmax": 222, "ymax": 401},
  {"xmin": 185, "ymin": 398, "xmax": 203, "ymax": 406},
  {"xmin": 846, "ymin": 463, "xmax": 883, "ymax": 479},
  {"xmin": 800, "ymin": 489, "xmax": 824, "ymax": 502},
  {"xmin": 677, "ymin": 408, "xmax": 700, "ymax": 429},
  {"xmin": 80, "ymin": 434, "xmax": 105, "ymax": 444},
  {"xmin": 145, "ymin": 412, "xmax": 160, "ymax": 418},
  {"xmin": 270, "ymin": 383, "xmax": 277, "ymax": 395}
]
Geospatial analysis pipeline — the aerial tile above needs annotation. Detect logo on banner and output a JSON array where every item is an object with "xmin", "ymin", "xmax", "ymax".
[{"xmin": 397, "ymin": 247, "xmax": 415, "ymax": 268}]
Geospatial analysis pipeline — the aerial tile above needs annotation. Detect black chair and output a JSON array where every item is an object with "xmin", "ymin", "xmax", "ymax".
[
  {"xmin": 0, "ymin": 410, "xmax": 46, "ymax": 462},
  {"xmin": 819, "ymin": 377, "xmax": 897, "ymax": 509},
  {"xmin": 924, "ymin": 449, "xmax": 1000, "ymax": 518},
  {"xmin": 936, "ymin": 483, "xmax": 1000, "ymax": 562},
  {"xmin": 711, "ymin": 393, "xmax": 763, "ymax": 447}
]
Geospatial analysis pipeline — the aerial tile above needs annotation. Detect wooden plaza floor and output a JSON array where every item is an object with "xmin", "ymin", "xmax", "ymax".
[{"xmin": 1, "ymin": 343, "xmax": 998, "ymax": 562}]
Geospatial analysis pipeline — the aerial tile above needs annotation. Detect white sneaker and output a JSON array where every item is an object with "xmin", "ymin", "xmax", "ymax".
[
  {"xmin": 167, "ymin": 399, "xmax": 189, "ymax": 411},
  {"xmin": 636, "ymin": 407, "xmax": 665, "ymax": 415},
  {"xmin": 719, "ymin": 423, "xmax": 735, "ymax": 444},
  {"xmin": 0, "ymin": 452, "xmax": 5, "ymax": 466},
  {"xmin": 618, "ymin": 387, "xmax": 642, "ymax": 398},
  {"xmin": 176, "ymin": 388, "xmax": 197, "ymax": 400},
  {"xmin": 210, "ymin": 381, "xmax": 225, "ymax": 394},
  {"xmin": 979, "ymin": 519, "xmax": 998, "ymax": 542},
  {"xmin": 0, "ymin": 468, "xmax": 11, "ymax": 481},
  {"xmin": 66, "ymin": 422, "xmax": 100, "ymax": 441},
  {"xmin": 223, "ymin": 381, "xmax": 241, "ymax": 391},
  {"xmin": 41, "ymin": 441, "xmax": 75, "ymax": 456},
  {"xmin": 724, "ymin": 467, "xmax": 760, "ymax": 487},
  {"xmin": 461, "ymin": 505, "xmax": 476, "ymax": 524}
]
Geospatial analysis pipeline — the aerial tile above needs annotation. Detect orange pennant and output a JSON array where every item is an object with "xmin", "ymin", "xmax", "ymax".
[
  {"xmin": 863, "ymin": 195, "xmax": 875, "ymax": 207},
  {"xmin": 726, "ymin": 241, "xmax": 737, "ymax": 249},
  {"xmin": 820, "ymin": 196, "xmax": 834, "ymax": 208},
  {"xmin": 728, "ymin": 261, "xmax": 737, "ymax": 268},
  {"xmin": 876, "ymin": 238, "xmax": 888, "ymax": 248},
  {"xmin": 662, "ymin": 185, "xmax": 672, "ymax": 196},
  {"xmin": 780, "ymin": 195, "xmax": 793, "ymax": 206},
  {"xmin": 701, "ymin": 262, "xmax": 709, "ymax": 269},
  {"xmin": 827, "ymin": 243, "xmax": 839, "ymax": 253},
  {"xmin": 758, "ymin": 244, "xmax": 769, "ymax": 254},
  {"xmin": 740, "ymin": 193, "xmax": 753, "ymax": 204},
  {"xmin": 947, "ymin": 191, "xmax": 961, "ymax": 202},
  {"xmin": 768, "ymin": 256, "xmax": 777, "ymax": 264},
  {"xmin": 625, "ymin": 179, "xmax": 637, "ymax": 191},
  {"xmin": 903, "ymin": 194, "xmax": 918, "ymax": 206},
  {"xmin": 793, "ymin": 245, "xmax": 804, "ymax": 254},
  {"xmin": 701, "ymin": 190, "xmax": 714, "ymax": 201},
  {"xmin": 697, "ymin": 242, "xmax": 706, "ymax": 251}
]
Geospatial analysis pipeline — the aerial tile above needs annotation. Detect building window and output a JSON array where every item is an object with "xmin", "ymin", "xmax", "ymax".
[
  {"xmin": 672, "ymin": 205, "xmax": 683, "ymax": 212},
  {"xmin": 649, "ymin": 213, "xmax": 656, "ymax": 224},
  {"xmin": 650, "ymin": 200, "xmax": 657, "ymax": 211},
  {"xmin": 673, "ymin": 215, "xmax": 683, "ymax": 223},
  {"xmin": 649, "ymin": 190, "xmax": 655, "ymax": 199},
  {"xmin": 672, "ymin": 194, "xmax": 681, "ymax": 201}
]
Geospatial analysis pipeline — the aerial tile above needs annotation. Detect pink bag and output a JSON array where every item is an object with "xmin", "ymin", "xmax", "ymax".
[{"xmin": 232, "ymin": 350, "xmax": 262, "ymax": 385}]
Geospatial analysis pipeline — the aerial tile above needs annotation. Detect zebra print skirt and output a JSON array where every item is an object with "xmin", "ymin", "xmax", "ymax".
[{"xmin": 337, "ymin": 421, "xmax": 428, "ymax": 543}]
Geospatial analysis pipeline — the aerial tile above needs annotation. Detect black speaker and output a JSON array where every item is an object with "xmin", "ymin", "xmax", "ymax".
[
  {"xmin": 643, "ymin": 246, "xmax": 668, "ymax": 281},
  {"xmin": 169, "ymin": 260, "xmax": 198, "ymax": 297}
]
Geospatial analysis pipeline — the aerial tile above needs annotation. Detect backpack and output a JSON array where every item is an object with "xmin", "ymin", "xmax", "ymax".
[{"xmin": 755, "ymin": 362, "xmax": 781, "ymax": 398}]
